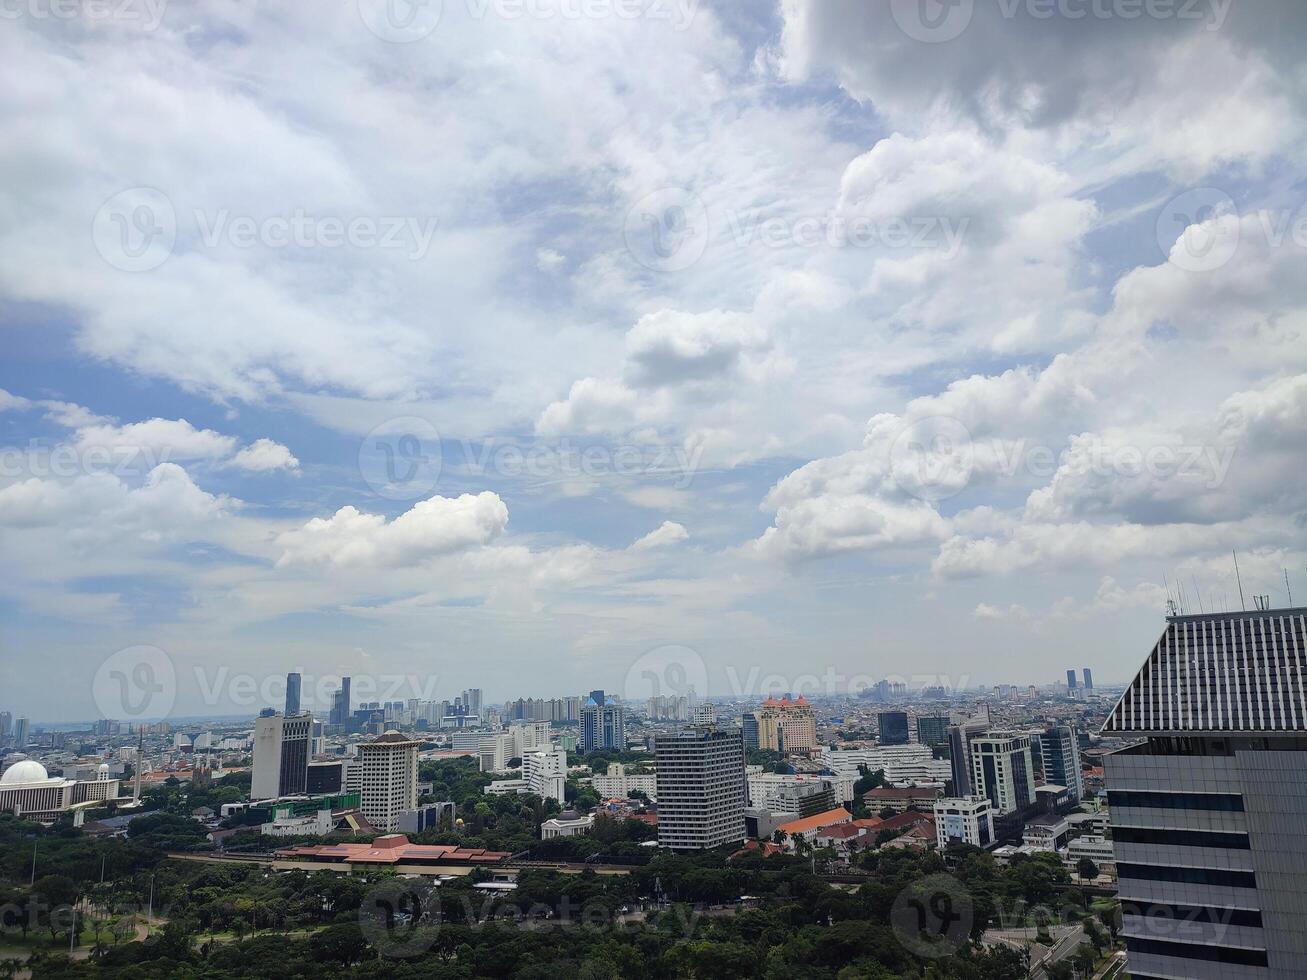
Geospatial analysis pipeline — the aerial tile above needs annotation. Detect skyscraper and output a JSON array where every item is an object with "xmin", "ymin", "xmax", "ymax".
[
  {"xmin": 285, "ymin": 672, "xmax": 302, "ymax": 716},
  {"xmin": 0, "ymin": 712, "xmax": 11, "ymax": 739},
  {"xmin": 969, "ymin": 733, "xmax": 1036, "ymax": 817},
  {"xmin": 877, "ymin": 711, "xmax": 910, "ymax": 746},
  {"xmin": 251, "ymin": 712, "xmax": 311, "ymax": 800},
  {"xmin": 1038, "ymin": 724, "xmax": 1083, "ymax": 801},
  {"xmin": 1066, "ymin": 668, "xmax": 1078, "ymax": 690},
  {"xmin": 916, "ymin": 714, "xmax": 950, "ymax": 748},
  {"xmin": 756, "ymin": 696, "xmax": 817, "ymax": 754},
  {"xmin": 13, "ymin": 718, "xmax": 29, "ymax": 749},
  {"xmin": 946, "ymin": 712, "xmax": 990, "ymax": 796},
  {"xmin": 1103, "ymin": 606, "xmax": 1307, "ymax": 978},
  {"xmin": 350, "ymin": 731, "xmax": 420, "ymax": 832},
  {"xmin": 523, "ymin": 746, "xmax": 566, "ymax": 804},
  {"xmin": 1082, "ymin": 667, "xmax": 1093, "ymax": 691},
  {"xmin": 741, "ymin": 712, "xmax": 759, "ymax": 753},
  {"xmin": 655, "ymin": 725, "xmax": 745, "ymax": 850},
  {"xmin": 330, "ymin": 677, "xmax": 351, "ymax": 726},
  {"xmin": 580, "ymin": 690, "xmax": 626, "ymax": 752}
]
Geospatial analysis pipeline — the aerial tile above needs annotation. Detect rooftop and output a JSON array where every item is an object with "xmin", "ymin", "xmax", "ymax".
[{"xmin": 777, "ymin": 807, "xmax": 851, "ymax": 835}]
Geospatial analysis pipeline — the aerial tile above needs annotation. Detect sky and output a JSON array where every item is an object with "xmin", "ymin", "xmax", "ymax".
[{"xmin": 1, "ymin": 0, "xmax": 1306, "ymax": 723}]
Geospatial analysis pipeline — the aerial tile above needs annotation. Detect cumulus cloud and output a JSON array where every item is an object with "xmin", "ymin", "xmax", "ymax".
[
  {"xmin": 630, "ymin": 520, "xmax": 689, "ymax": 550},
  {"xmin": 276, "ymin": 492, "xmax": 508, "ymax": 569},
  {"xmin": 229, "ymin": 438, "xmax": 300, "ymax": 472}
]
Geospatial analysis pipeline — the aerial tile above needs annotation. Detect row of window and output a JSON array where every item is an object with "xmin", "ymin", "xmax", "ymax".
[
  {"xmin": 1118, "ymin": 863, "xmax": 1256, "ymax": 888},
  {"xmin": 1125, "ymin": 936, "xmax": 1268, "ymax": 967},
  {"xmin": 1113, "ymin": 827, "xmax": 1251, "ymax": 849},
  {"xmin": 1108, "ymin": 790, "xmax": 1244, "ymax": 811},
  {"xmin": 1122, "ymin": 900, "xmax": 1262, "ymax": 928}
]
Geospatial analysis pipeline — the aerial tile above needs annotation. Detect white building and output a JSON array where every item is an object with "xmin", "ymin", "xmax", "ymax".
[
  {"xmin": 541, "ymin": 811, "xmax": 595, "ymax": 839},
  {"xmin": 349, "ymin": 731, "xmax": 419, "ymax": 832},
  {"xmin": 479, "ymin": 721, "xmax": 552, "ymax": 773},
  {"xmin": 590, "ymin": 762, "xmax": 658, "ymax": 800},
  {"xmin": 260, "ymin": 807, "xmax": 334, "ymax": 837},
  {"xmin": 251, "ymin": 713, "xmax": 312, "ymax": 801},
  {"xmin": 0, "ymin": 761, "xmax": 122, "ymax": 823},
  {"xmin": 747, "ymin": 772, "xmax": 854, "ymax": 814},
  {"xmin": 969, "ymin": 733, "xmax": 1037, "ymax": 816},
  {"xmin": 654, "ymin": 726, "xmax": 746, "ymax": 850},
  {"xmin": 934, "ymin": 796, "xmax": 995, "ymax": 849},
  {"xmin": 523, "ymin": 746, "xmax": 566, "ymax": 804},
  {"xmin": 820, "ymin": 744, "xmax": 951, "ymax": 785}
]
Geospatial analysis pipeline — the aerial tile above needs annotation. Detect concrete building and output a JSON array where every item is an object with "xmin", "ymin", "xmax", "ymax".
[
  {"xmin": 820, "ymin": 744, "xmax": 950, "ymax": 785},
  {"xmin": 655, "ymin": 726, "xmax": 746, "ymax": 850},
  {"xmin": 522, "ymin": 746, "xmax": 566, "ymax": 804},
  {"xmin": 542, "ymin": 811, "xmax": 595, "ymax": 839},
  {"xmin": 1038, "ymin": 724, "xmax": 1084, "ymax": 801},
  {"xmin": 877, "ymin": 711, "xmax": 910, "ymax": 746},
  {"xmin": 916, "ymin": 714, "xmax": 950, "ymax": 748},
  {"xmin": 756, "ymin": 696, "xmax": 817, "ymax": 754},
  {"xmin": 741, "ymin": 712, "xmax": 759, "ymax": 752},
  {"xmin": 0, "ymin": 761, "xmax": 122, "ymax": 823},
  {"xmin": 946, "ymin": 712, "xmax": 991, "ymax": 796},
  {"xmin": 251, "ymin": 713, "xmax": 312, "ymax": 801},
  {"xmin": 580, "ymin": 691, "xmax": 626, "ymax": 752},
  {"xmin": 590, "ymin": 762, "xmax": 658, "ymax": 800},
  {"xmin": 350, "ymin": 731, "xmax": 420, "ymax": 832},
  {"xmin": 1103, "ymin": 606, "xmax": 1307, "ymax": 979},
  {"xmin": 934, "ymin": 796, "xmax": 995, "ymax": 849},
  {"xmin": 398, "ymin": 802, "xmax": 456, "ymax": 834},
  {"xmin": 747, "ymin": 773, "xmax": 837, "ymax": 818},
  {"xmin": 969, "ymin": 733, "xmax": 1036, "ymax": 817}
]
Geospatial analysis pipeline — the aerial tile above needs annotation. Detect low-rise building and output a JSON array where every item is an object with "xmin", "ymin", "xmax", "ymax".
[
  {"xmin": 933, "ymin": 796, "xmax": 995, "ymax": 850},
  {"xmin": 541, "ymin": 811, "xmax": 595, "ymax": 839}
]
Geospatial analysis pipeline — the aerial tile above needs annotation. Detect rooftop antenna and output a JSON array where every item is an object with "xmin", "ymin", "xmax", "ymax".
[
  {"xmin": 1192, "ymin": 576, "xmax": 1206, "ymax": 615},
  {"xmin": 1233, "ymin": 550, "xmax": 1246, "ymax": 611},
  {"xmin": 1285, "ymin": 568, "xmax": 1294, "ymax": 607}
]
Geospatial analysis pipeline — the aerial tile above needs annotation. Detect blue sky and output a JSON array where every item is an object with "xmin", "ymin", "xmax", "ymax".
[{"xmin": 2, "ymin": 0, "xmax": 1306, "ymax": 721}]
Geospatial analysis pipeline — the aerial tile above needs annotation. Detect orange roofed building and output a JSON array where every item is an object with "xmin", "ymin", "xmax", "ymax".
[
  {"xmin": 776, "ymin": 806, "xmax": 851, "ymax": 850},
  {"xmin": 756, "ymin": 695, "xmax": 818, "ymax": 755},
  {"xmin": 275, "ymin": 833, "xmax": 509, "ymax": 870}
]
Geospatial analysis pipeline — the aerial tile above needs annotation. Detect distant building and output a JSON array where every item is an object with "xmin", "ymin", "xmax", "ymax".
[
  {"xmin": 580, "ymin": 691, "xmax": 626, "ymax": 752},
  {"xmin": 329, "ymin": 678, "xmax": 351, "ymax": 726},
  {"xmin": 284, "ymin": 672, "xmax": 302, "ymax": 716},
  {"xmin": 756, "ymin": 696, "xmax": 817, "ymax": 754},
  {"xmin": 542, "ymin": 811, "xmax": 595, "ymax": 839},
  {"xmin": 1081, "ymin": 667, "xmax": 1093, "ymax": 691},
  {"xmin": 741, "ymin": 712, "xmax": 760, "ymax": 753},
  {"xmin": 1066, "ymin": 669, "xmax": 1077, "ymax": 690},
  {"xmin": 969, "ymin": 733, "xmax": 1036, "ymax": 817},
  {"xmin": 523, "ymin": 746, "xmax": 566, "ymax": 804},
  {"xmin": 747, "ymin": 774, "xmax": 837, "ymax": 818},
  {"xmin": 655, "ymin": 726, "xmax": 745, "ymax": 850},
  {"xmin": 350, "ymin": 731, "xmax": 420, "ymax": 832},
  {"xmin": 590, "ymin": 762, "xmax": 658, "ymax": 800},
  {"xmin": 946, "ymin": 712, "xmax": 990, "ymax": 796},
  {"xmin": 877, "ymin": 711, "xmax": 910, "ymax": 746},
  {"xmin": 820, "ymin": 744, "xmax": 950, "ymax": 785},
  {"xmin": 306, "ymin": 759, "xmax": 345, "ymax": 794},
  {"xmin": 251, "ymin": 713, "xmax": 311, "ymax": 800},
  {"xmin": 14, "ymin": 718, "xmax": 29, "ymax": 749},
  {"xmin": 915, "ymin": 714, "xmax": 950, "ymax": 748},
  {"xmin": 0, "ymin": 761, "xmax": 122, "ymax": 823},
  {"xmin": 692, "ymin": 703, "xmax": 717, "ymax": 726},
  {"xmin": 934, "ymin": 796, "xmax": 994, "ymax": 849},
  {"xmin": 776, "ymin": 807, "xmax": 852, "ymax": 850},
  {"xmin": 398, "ymin": 802, "xmax": 456, "ymax": 834},
  {"xmin": 1038, "ymin": 725, "xmax": 1084, "ymax": 801}
]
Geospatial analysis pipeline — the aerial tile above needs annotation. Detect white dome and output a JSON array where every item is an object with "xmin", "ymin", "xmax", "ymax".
[{"xmin": 1, "ymin": 760, "xmax": 49, "ymax": 784}]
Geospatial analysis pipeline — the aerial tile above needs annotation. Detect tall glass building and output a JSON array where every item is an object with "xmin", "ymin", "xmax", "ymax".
[{"xmin": 1103, "ymin": 606, "xmax": 1307, "ymax": 979}]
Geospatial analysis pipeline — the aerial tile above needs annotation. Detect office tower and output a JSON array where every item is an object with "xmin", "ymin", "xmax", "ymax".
[
  {"xmin": 692, "ymin": 703, "xmax": 716, "ymax": 725},
  {"xmin": 330, "ymin": 677, "xmax": 351, "ymax": 726},
  {"xmin": 1082, "ymin": 667, "xmax": 1093, "ymax": 691},
  {"xmin": 0, "ymin": 712, "xmax": 10, "ymax": 739},
  {"xmin": 1103, "ymin": 606, "xmax": 1307, "ymax": 979},
  {"xmin": 946, "ymin": 713, "xmax": 989, "ymax": 796},
  {"xmin": 251, "ymin": 713, "xmax": 311, "ymax": 800},
  {"xmin": 741, "ymin": 712, "xmax": 760, "ymax": 753},
  {"xmin": 916, "ymin": 714, "xmax": 950, "ymax": 748},
  {"xmin": 933, "ymin": 796, "xmax": 995, "ymax": 849},
  {"xmin": 1039, "ymin": 724, "xmax": 1084, "ymax": 801},
  {"xmin": 523, "ymin": 746, "xmax": 566, "ymax": 804},
  {"xmin": 580, "ymin": 691, "xmax": 626, "ymax": 752},
  {"xmin": 351, "ymin": 731, "xmax": 420, "ymax": 832},
  {"xmin": 14, "ymin": 718, "xmax": 29, "ymax": 749},
  {"xmin": 655, "ymin": 726, "xmax": 745, "ymax": 850},
  {"xmin": 969, "ymin": 733, "xmax": 1036, "ymax": 817},
  {"xmin": 756, "ymin": 696, "xmax": 817, "ymax": 754},
  {"xmin": 462, "ymin": 688, "xmax": 483, "ymax": 719},
  {"xmin": 306, "ymin": 759, "xmax": 344, "ymax": 794},
  {"xmin": 285, "ymin": 672, "xmax": 302, "ymax": 716},
  {"xmin": 877, "ymin": 711, "xmax": 910, "ymax": 746},
  {"xmin": 1066, "ymin": 668, "xmax": 1078, "ymax": 690}
]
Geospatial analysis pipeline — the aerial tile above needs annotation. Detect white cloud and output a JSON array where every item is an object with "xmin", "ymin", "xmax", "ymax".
[
  {"xmin": 229, "ymin": 438, "xmax": 300, "ymax": 472},
  {"xmin": 630, "ymin": 520, "xmax": 688, "ymax": 550}
]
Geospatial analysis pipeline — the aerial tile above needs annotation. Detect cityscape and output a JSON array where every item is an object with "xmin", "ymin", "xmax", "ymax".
[{"xmin": 4, "ymin": 1, "xmax": 1307, "ymax": 979}]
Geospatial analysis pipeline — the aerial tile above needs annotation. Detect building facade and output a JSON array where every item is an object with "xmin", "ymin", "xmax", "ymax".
[
  {"xmin": 350, "ymin": 731, "xmax": 420, "ymax": 832},
  {"xmin": 523, "ymin": 746, "xmax": 566, "ymax": 804},
  {"xmin": 969, "ymin": 733, "xmax": 1036, "ymax": 817},
  {"xmin": 877, "ymin": 711, "xmax": 910, "ymax": 746},
  {"xmin": 251, "ymin": 713, "xmax": 311, "ymax": 800},
  {"xmin": 1103, "ymin": 606, "xmax": 1307, "ymax": 979},
  {"xmin": 654, "ymin": 726, "xmax": 745, "ymax": 850},
  {"xmin": 933, "ymin": 796, "xmax": 994, "ymax": 849},
  {"xmin": 756, "ymin": 696, "xmax": 817, "ymax": 754},
  {"xmin": 1038, "ymin": 724, "xmax": 1084, "ymax": 801},
  {"xmin": 580, "ymin": 691, "xmax": 626, "ymax": 752}
]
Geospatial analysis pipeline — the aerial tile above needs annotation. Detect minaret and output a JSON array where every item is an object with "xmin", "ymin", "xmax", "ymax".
[{"xmin": 133, "ymin": 728, "xmax": 144, "ymax": 802}]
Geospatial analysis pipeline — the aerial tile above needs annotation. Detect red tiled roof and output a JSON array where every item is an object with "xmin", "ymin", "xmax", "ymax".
[
  {"xmin": 777, "ymin": 807, "xmax": 852, "ymax": 835},
  {"xmin": 276, "ymin": 834, "xmax": 509, "ymax": 866},
  {"xmin": 877, "ymin": 811, "xmax": 937, "ymax": 833},
  {"xmin": 728, "ymin": 840, "xmax": 783, "ymax": 860}
]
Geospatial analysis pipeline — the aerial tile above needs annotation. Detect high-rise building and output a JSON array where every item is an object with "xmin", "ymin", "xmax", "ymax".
[
  {"xmin": 1082, "ymin": 667, "xmax": 1093, "ymax": 691},
  {"xmin": 692, "ymin": 703, "xmax": 716, "ymax": 726},
  {"xmin": 1066, "ymin": 668, "xmax": 1078, "ymax": 690},
  {"xmin": 741, "ymin": 712, "xmax": 759, "ymax": 753},
  {"xmin": 330, "ymin": 677, "xmax": 351, "ymax": 726},
  {"xmin": 285, "ymin": 672, "xmax": 302, "ymax": 716},
  {"xmin": 14, "ymin": 718, "xmax": 30, "ymax": 749},
  {"xmin": 969, "ymin": 733, "xmax": 1036, "ymax": 817},
  {"xmin": 522, "ymin": 746, "xmax": 566, "ymax": 804},
  {"xmin": 580, "ymin": 691, "xmax": 626, "ymax": 752},
  {"xmin": 251, "ymin": 713, "xmax": 312, "ymax": 800},
  {"xmin": 933, "ymin": 796, "xmax": 995, "ymax": 849},
  {"xmin": 0, "ymin": 712, "xmax": 11, "ymax": 739},
  {"xmin": 946, "ymin": 713, "xmax": 989, "ymax": 796},
  {"xmin": 877, "ymin": 711, "xmax": 910, "ymax": 746},
  {"xmin": 350, "ymin": 731, "xmax": 420, "ymax": 832},
  {"xmin": 1038, "ymin": 724, "xmax": 1083, "ymax": 801},
  {"xmin": 654, "ymin": 726, "xmax": 745, "ymax": 850},
  {"xmin": 756, "ymin": 696, "xmax": 817, "ymax": 754},
  {"xmin": 916, "ymin": 714, "xmax": 950, "ymax": 747},
  {"xmin": 1103, "ymin": 606, "xmax": 1307, "ymax": 979}
]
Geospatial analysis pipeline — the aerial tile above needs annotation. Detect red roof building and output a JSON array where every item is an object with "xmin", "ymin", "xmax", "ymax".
[{"xmin": 275, "ymin": 833, "xmax": 509, "ymax": 868}]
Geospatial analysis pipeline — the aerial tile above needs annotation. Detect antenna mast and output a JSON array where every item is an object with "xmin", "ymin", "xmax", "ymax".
[
  {"xmin": 1233, "ymin": 550, "xmax": 1246, "ymax": 611},
  {"xmin": 1286, "ymin": 568, "xmax": 1294, "ymax": 607}
]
